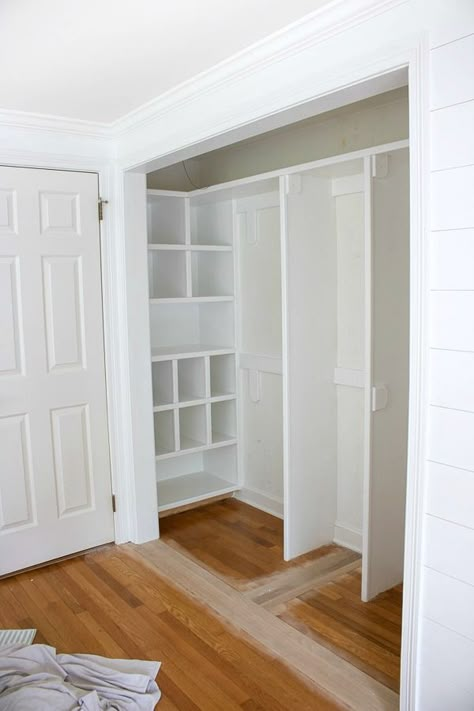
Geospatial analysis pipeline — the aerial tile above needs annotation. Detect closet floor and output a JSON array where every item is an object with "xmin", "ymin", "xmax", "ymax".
[
  {"xmin": 159, "ymin": 498, "xmax": 402, "ymax": 693},
  {"xmin": 159, "ymin": 498, "xmax": 353, "ymax": 590}
]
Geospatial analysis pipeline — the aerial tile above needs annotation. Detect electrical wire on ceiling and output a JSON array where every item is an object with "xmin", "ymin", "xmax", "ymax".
[{"xmin": 182, "ymin": 160, "xmax": 200, "ymax": 189}]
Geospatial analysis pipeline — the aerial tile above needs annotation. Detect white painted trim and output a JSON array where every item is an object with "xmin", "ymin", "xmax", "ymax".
[
  {"xmin": 0, "ymin": 151, "xmax": 133, "ymax": 546},
  {"xmin": 0, "ymin": 108, "xmax": 110, "ymax": 138},
  {"xmin": 280, "ymin": 175, "xmax": 291, "ymax": 561},
  {"xmin": 399, "ymin": 38, "xmax": 430, "ymax": 711},
  {"xmin": 234, "ymin": 486, "xmax": 284, "ymax": 519},
  {"xmin": 110, "ymin": 0, "xmax": 408, "ymax": 137},
  {"xmin": 334, "ymin": 522, "xmax": 363, "ymax": 553},
  {"xmin": 362, "ymin": 154, "xmax": 374, "ymax": 603}
]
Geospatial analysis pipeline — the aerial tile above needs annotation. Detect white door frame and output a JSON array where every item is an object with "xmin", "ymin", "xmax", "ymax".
[
  {"xmin": 119, "ymin": 42, "xmax": 429, "ymax": 708},
  {"xmin": 0, "ymin": 153, "xmax": 133, "ymax": 546}
]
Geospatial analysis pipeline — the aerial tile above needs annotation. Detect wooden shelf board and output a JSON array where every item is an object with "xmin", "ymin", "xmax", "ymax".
[
  {"xmin": 151, "ymin": 345, "xmax": 234, "ymax": 361},
  {"xmin": 150, "ymin": 296, "xmax": 233, "ymax": 304},
  {"xmin": 157, "ymin": 471, "xmax": 239, "ymax": 512},
  {"xmin": 155, "ymin": 438, "xmax": 237, "ymax": 461}
]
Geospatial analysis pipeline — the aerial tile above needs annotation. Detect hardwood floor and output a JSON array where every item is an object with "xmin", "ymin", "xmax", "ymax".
[
  {"xmin": 0, "ymin": 544, "xmax": 340, "ymax": 710},
  {"xmin": 159, "ymin": 498, "xmax": 344, "ymax": 590},
  {"xmin": 277, "ymin": 568, "xmax": 402, "ymax": 691},
  {"xmin": 160, "ymin": 498, "xmax": 402, "ymax": 694}
]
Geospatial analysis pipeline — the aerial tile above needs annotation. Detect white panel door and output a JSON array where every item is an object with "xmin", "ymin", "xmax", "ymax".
[
  {"xmin": 362, "ymin": 149, "xmax": 410, "ymax": 600},
  {"xmin": 0, "ymin": 166, "xmax": 114, "ymax": 575}
]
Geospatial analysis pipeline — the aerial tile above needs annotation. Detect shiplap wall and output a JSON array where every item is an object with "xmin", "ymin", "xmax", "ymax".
[{"xmin": 418, "ymin": 30, "xmax": 474, "ymax": 710}]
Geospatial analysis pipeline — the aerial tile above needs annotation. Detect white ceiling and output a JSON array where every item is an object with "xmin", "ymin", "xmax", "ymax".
[{"xmin": 0, "ymin": 0, "xmax": 331, "ymax": 124}]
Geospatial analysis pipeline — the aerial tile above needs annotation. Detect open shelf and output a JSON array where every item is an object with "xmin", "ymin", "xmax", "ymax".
[
  {"xmin": 211, "ymin": 400, "xmax": 237, "ymax": 444},
  {"xmin": 178, "ymin": 358, "xmax": 206, "ymax": 402},
  {"xmin": 190, "ymin": 200, "xmax": 233, "ymax": 246},
  {"xmin": 152, "ymin": 360, "xmax": 175, "ymax": 407},
  {"xmin": 149, "ymin": 296, "xmax": 233, "ymax": 304},
  {"xmin": 155, "ymin": 437, "xmax": 236, "ymax": 461},
  {"xmin": 148, "ymin": 250, "xmax": 187, "ymax": 299},
  {"xmin": 148, "ymin": 244, "xmax": 232, "ymax": 252},
  {"xmin": 151, "ymin": 344, "xmax": 234, "ymax": 362},
  {"xmin": 148, "ymin": 194, "xmax": 186, "ymax": 245},
  {"xmin": 157, "ymin": 472, "xmax": 237, "ymax": 512},
  {"xmin": 154, "ymin": 410, "xmax": 176, "ymax": 457},
  {"xmin": 149, "ymin": 301, "xmax": 235, "ymax": 352},
  {"xmin": 179, "ymin": 404, "xmax": 207, "ymax": 451},
  {"xmin": 156, "ymin": 446, "xmax": 238, "ymax": 511},
  {"xmin": 191, "ymin": 251, "xmax": 234, "ymax": 297},
  {"xmin": 210, "ymin": 353, "xmax": 235, "ymax": 397}
]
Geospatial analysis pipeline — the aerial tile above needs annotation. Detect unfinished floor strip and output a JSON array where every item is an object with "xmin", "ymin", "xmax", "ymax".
[
  {"xmin": 243, "ymin": 550, "xmax": 360, "ymax": 607},
  {"xmin": 127, "ymin": 541, "xmax": 398, "ymax": 711}
]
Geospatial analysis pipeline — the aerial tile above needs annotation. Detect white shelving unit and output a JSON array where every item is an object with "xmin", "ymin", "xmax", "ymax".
[{"xmin": 147, "ymin": 190, "xmax": 239, "ymax": 512}]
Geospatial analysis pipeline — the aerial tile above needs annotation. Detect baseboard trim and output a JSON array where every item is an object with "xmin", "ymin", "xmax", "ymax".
[
  {"xmin": 334, "ymin": 522, "xmax": 362, "ymax": 553},
  {"xmin": 235, "ymin": 487, "xmax": 283, "ymax": 519}
]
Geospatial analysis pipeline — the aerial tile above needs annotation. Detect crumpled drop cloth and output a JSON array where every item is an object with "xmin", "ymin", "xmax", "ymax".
[{"xmin": 0, "ymin": 644, "xmax": 161, "ymax": 710}]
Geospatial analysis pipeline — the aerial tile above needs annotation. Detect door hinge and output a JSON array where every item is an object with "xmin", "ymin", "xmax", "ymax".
[
  {"xmin": 112, "ymin": 494, "xmax": 116, "ymax": 513},
  {"xmin": 98, "ymin": 198, "xmax": 109, "ymax": 221}
]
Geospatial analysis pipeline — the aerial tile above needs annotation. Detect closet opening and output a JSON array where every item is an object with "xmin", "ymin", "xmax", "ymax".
[{"xmin": 140, "ymin": 84, "xmax": 409, "ymax": 692}]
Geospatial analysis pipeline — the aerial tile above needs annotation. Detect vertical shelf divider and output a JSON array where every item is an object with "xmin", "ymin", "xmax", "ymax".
[
  {"xmin": 205, "ymin": 403, "xmax": 212, "ymax": 446},
  {"xmin": 171, "ymin": 360, "xmax": 179, "ymax": 404},
  {"xmin": 185, "ymin": 197, "xmax": 193, "ymax": 297},
  {"xmin": 204, "ymin": 356, "xmax": 211, "ymax": 398},
  {"xmin": 173, "ymin": 408, "xmax": 180, "ymax": 452}
]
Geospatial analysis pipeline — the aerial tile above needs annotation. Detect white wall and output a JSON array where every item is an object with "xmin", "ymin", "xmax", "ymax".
[{"xmin": 417, "ymin": 29, "xmax": 474, "ymax": 711}]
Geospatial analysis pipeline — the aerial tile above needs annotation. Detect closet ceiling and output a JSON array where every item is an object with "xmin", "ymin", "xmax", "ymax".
[{"xmin": 0, "ymin": 0, "xmax": 330, "ymax": 124}]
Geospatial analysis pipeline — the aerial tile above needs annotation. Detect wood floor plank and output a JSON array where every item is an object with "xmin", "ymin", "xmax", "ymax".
[
  {"xmin": 278, "ymin": 567, "xmax": 402, "ymax": 692},
  {"xmin": 158, "ymin": 499, "xmax": 402, "ymax": 704},
  {"xmin": 130, "ymin": 540, "xmax": 398, "ymax": 710},
  {"xmin": 0, "ymin": 544, "xmax": 340, "ymax": 710}
]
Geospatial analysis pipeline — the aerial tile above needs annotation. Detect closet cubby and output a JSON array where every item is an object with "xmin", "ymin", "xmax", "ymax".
[
  {"xmin": 152, "ymin": 360, "xmax": 175, "ymax": 408},
  {"xmin": 148, "ymin": 250, "xmax": 187, "ymax": 299},
  {"xmin": 210, "ymin": 354, "xmax": 235, "ymax": 397},
  {"xmin": 156, "ymin": 445, "xmax": 238, "ymax": 512},
  {"xmin": 147, "ymin": 193, "xmax": 186, "ymax": 245},
  {"xmin": 179, "ymin": 404, "xmax": 208, "ymax": 451},
  {"xmin": 149, "ymin": 301, "xmax": 235, "ymax": 351},
  {"xmin": 154, "ymin": 410, "xmax": 176, "ymax": 457},
  {"xmin": 190, "ymin": 199, "xmax": 233, "ymax": 245},
  {"xmin": 178, "ymin": 357, "xmax": 206, "ymax": 403},
  {"xmin": 191, "ymin": 251, "xmax": 233, "ymax": 297},
  {"xmin": 211, "ymin": 400, "xmax": 236, "ymax": 443}
]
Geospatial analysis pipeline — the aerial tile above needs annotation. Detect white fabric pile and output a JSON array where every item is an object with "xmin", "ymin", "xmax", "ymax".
[{"xmin": 0, "ymin": 644, "xmax": 161, "ymax": 710}]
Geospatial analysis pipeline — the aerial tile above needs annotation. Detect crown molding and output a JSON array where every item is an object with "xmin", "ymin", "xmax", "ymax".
[
  {"xmin": 110, "ymin": 0, "xmax": 408, "ymax": 136},
  {"xmin": 0, "ymin": 107, "xmax": 110, "ymax": 139},
  {"xmin": 0, "ymin": 0, "xmax": 408, "ymax": 143}
]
